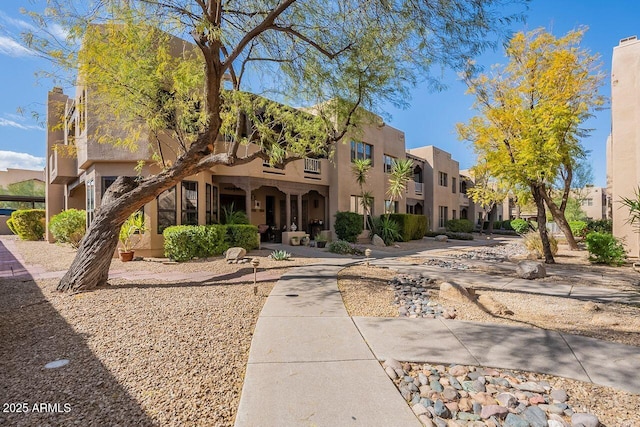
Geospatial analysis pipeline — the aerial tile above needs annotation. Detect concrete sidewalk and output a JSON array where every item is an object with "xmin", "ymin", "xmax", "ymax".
[
  {"xmin": 236, "ymin": 256, "xmax": 639, "ymax": 426},
  {"xmin": 354, "ymin": 317, "xmax": 640, "ymax": 395},
  {"xmin": 234, "ymin": 260, "xmax": 422, "ymax": 426}
]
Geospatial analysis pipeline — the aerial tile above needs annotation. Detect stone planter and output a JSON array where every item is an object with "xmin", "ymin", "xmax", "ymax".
[{"xmin": 290, "ymin": 236, "xmax": 300, "ymax": 246}]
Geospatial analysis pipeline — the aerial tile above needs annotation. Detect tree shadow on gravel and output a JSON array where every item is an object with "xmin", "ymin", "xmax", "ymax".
[{"xmin": 0, "ymin": 241, "xmax": 154, "ymax": 427}]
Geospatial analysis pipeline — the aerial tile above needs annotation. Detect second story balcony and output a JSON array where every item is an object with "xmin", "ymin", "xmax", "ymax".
[
  {"xmin": 304, "ymin": 157, "xmax": 321, "ymax": 174},
  {"xmin": 49, "ymin": 147, "xmax": 77, "ymax": 185}
]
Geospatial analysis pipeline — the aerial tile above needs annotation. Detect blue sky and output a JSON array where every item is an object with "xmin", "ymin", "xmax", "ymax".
[{"xmin": 0, "ymin": 0, "xmax": 638, "ymax": 187}]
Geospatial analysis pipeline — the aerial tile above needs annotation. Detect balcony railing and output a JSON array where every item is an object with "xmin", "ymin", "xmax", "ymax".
[
  {"xmin": 304, "ymin": 157, "xmax": 321, "ymax": 174},
  {"xmin": 414, "ymin": 181, "xmax": 423, "ymax": 194}
]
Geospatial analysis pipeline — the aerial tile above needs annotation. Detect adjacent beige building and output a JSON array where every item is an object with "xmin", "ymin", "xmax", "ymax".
[{"xmin": 609, "ymin": 35, "xmax": 640, "ymax": 257}]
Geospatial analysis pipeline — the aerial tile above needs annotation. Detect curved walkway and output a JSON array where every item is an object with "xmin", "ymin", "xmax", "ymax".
[{"xmin": 235, "ymin": 252, "xmax": 640, "ymax": 426}]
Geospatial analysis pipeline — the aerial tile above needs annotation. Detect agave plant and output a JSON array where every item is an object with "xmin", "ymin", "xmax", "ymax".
[{"xmin": 268, "ymin": 249, "xmax": 292, "ymax": 261}]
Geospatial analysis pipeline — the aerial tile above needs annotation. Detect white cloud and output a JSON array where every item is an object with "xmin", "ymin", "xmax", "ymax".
[
  {"xmin": 0, "ymin": 35, "xmax": 34, "ymax": 57},
  {"xmin": 0, "ymin": 117, "xmax": 41, "ymax": 131},
  {"xmin": 0, "ymin": 151, "xmax": 45, "ymax": 171},
  {"xmin": 0, "ymin": 11, "xmax": 35, "ymax": 32}
]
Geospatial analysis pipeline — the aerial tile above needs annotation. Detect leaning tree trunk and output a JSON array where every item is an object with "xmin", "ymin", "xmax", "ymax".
[
  {"xmin": 531, "ymin": 183, "xmax": 555, "ymax": 264},
  {"xmin": 57, "ymin": 177, "xmax": 142, "ymax": 292},
  {"xmin": 541, "ymin": 190, "xmax": 579, "ymax": 250}
]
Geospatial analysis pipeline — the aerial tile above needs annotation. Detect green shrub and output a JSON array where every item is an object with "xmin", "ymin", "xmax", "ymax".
[
  {"xmin": 585, "ymin": 232, "xmax": 626, "ymax": 266},
  {"xmin": 371, "ymin": 215, "xmax": 401, "ymax": 245},
  {"xmin": 49, "ymin": 209, "xmax": 86, "ymax": 248},
  {"xmin": 502, "ymin": 220, "xmax": 514, "ymax": 231},
  {"xmin": 334, "ymin": 211, "xmax": 363, "ymax": 243},
  {"xmin": 163, "ymin": 225, "xmax": 229, "ymax": 262},
  {"xmin": 225, "ymin": 224, "xmax": 259, "ymax": 250},
  {"xmin": 328, "ymin": 240, "xmax": 355, "ymax": 254},
  {"xmin": 425, "ymin": 231, "xmax": 474, "ymax": 240},
  {"xmin": 522, "ymin": 231, "xmax": 558, "ymax": 258},
  {"xmin": 8, "ymin": 209, "xmax": 45, "ymax": 240},
  {"xmin": 510, "ymin": 219, "xmax": 530, "ymax": 234},
  {"xmin": 586, "ymin": 219, "xmax": 612, "ymax": 234},
  {"xmin": 445, "ymin": 219, "xmax": 474, "ymax": 233},
  {"xmin": 568, "ymin": 220, "xmax": 588, "ymax": 238},
  {"xmin": 388, "ymin": 213, "xmax": 427, "ymax": 241}
]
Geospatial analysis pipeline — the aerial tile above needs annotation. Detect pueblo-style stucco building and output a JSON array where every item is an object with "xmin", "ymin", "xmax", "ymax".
[
  {"xmin": 609, "ymin": 35, "xmax": 640, "ymax": 257},
  {"xmin": 46, "ymin": 83, "xmax": 486, "ymax": 256}
]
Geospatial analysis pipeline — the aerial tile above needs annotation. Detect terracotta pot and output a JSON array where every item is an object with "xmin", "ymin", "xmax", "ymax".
[{"xmin": 119, "ymin": 250, "xmax": 135, "ymax": 262}]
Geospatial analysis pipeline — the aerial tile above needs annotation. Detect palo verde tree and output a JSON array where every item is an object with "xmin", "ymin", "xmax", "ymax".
[
  {"xmin": 26, "ymin": 0, "xmax": 527, "ymax": 291},
  {"xmin": 465, "ymin": 161, "xmax": 509, "ymax": 235},
  {"xmin": 459, "ymin": 28, "xmax": 604, "ymax": 263}
]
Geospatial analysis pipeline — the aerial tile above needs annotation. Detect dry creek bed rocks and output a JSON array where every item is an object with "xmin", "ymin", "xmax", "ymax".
[
  {"xmin": 384, "ymin": 358, "xmax": 600, "ymax": 427},
  {"xmin": 392, "ymin": 274, "xmax": 458, "ymax": 319}
]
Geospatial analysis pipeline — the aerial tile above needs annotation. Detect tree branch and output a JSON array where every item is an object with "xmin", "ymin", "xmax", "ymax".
[{"xmin": 222, "ymin": 0, "xmax": 297, "ymax": 71}]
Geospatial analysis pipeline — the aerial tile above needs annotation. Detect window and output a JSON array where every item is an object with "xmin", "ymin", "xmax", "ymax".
[
  {"xmin": 350, "ymin": 195, "xmax": 373, "ymax": 215},
  {"xmin": 182, "ymin": 181, "xmax": 198, "ymax": 225},
  {"xmin": 212, "ymin": 185, "xmax": 219, "ymax": 223},
  {"xmin": 101, "ymin": 176, "xmax": 118, "ymax": 197},
  {"xmin": 583, "ymin": 198, "xmax": 594, "ymax": 206},
  {"xmin": 350, "ymin": 140, "xmax": 373, "ymax": 163},
  {"xmin": 385, "ymin": 200, "xmax": 398, "ymax": 214},
  {"xmin": 86, "ymin": 179, "xmax": 95, "ymax": 225},
  {"xmin": 438, "ymin": 206, "xmax": 448, "ymax": 228},
  {"xmin": 439, "ymin": 172, "xmax": 448, "ymax": 187},
  {"xmin": 157, "ymin": 186, "xmax": 176, "ymax": 233},
  {"xmin": 460, "ymin": 180, "xmax": 467, "ymax": 194},
  {"xmin": 206, "ymin": 183, "xmax": 213, "ymax": 224},
  {"xmin": 383, "ymin": 155, "xmax": 395, "ymax": 173},
  {"xmin": 452, "ymin": 177, "xmax": 457, "ymax": 194},
  {"xmin": 452, "ymin": 210, "xmax": 457, "ymax": 220}
]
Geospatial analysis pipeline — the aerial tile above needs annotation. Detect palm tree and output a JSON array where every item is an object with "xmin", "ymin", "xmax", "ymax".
[
  {"xmin": 386, "ymin": 158, "xmax": 413, "ymax": 215},
  {"xmin": 352, "ymin": 158, "xmax": 372, "ymax": 229}
]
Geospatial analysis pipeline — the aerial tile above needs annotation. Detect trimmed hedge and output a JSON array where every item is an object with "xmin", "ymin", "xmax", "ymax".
[
  {"xmin": 569, "ymin": 220, "xmax": 588, "ymax": 238},
  {"xmin": 445, "ymin": 219, "xmax": 474, "ymax": 233},
  {"xmin": 225, "ymin": 224, "xmax": 259, "ymax": 250},
  {"xmin": 7, "ymin": 209, "xmax": 45, "ymax": 241},
  {"xmin": 334, "ymin": 211, "xmax": 363, "ymax": 243},
  {"xmin": 510, "ymin": 218, "xmax": 530, "ymax": 234},
  {"xmin": 425, "ymin": 231, "xmax": 474, "ymax": 240},
  {"xmin": 388, "ymin": 213, "xmax": 428, "ymax": 241},
  {"xmin": 49, "ymin": 209, "xmax": 86, "ymax": 248},
  {"xmin": 586, "ymin": 219, "xmax": 612, "ymax": 234},
  {"xmin": 163, "ymin": 224, "xmax": 258, "ymax": 262}
]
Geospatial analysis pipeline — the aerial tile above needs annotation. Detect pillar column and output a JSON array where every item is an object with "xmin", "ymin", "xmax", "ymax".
[
  {"xmin": 297, "ymin": 194, "xmax": 302, "ymax": 230},
  {"xmin": 285, "ymin": 193, "xmax": 291, "ymax": 231},
  {"xmin": 245, "ymin": 190, "xmax": 252, "ymax": 224}
]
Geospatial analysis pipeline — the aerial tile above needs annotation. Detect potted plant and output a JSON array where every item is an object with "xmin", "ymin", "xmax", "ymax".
[
  {"xmin": 290, "ymin": 235, "xmax": 300, "ymax": 246},
  {"xmin": 315, "ymin": 233, "xmax": 327, "ymax": 248},
  {"xmin": 118, "ymin": 211, "xmax": 147, "ymax": 262}
]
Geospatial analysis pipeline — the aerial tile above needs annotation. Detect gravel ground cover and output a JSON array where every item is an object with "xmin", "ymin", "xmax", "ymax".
[
  {"xmin": 1, "ymin": 237, "xmax": 311, "ymax": 426},
  {"xmin": 338, "ymin": 243, "xmax": 640, "ymax": 426}
]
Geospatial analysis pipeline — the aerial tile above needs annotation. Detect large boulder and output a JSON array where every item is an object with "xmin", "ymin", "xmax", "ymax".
[
  {"xmin": 372, "ymin": 234, "xmax": 386, "ymax": 247},
  {"xmin": 439, "ymin": 282, "xmax": 473, "ymax": 302},
  {"xmin": 434, "ymin": 234, "xmax": 448, "ymax": 242},
  {"xmin": 225, "ymin": 247, "xmax": 247, "ymax": 261},
  {"xmin": 516, "ymin": 261, "xmax": 546, "ymax": 279}
]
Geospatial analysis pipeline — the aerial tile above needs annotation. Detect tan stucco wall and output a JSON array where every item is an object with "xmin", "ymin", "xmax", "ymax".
[
  {"xmin": 408, "ymin": 146, "xmax": 460, "ymax": 231},
  {"xmin": 611, "ymin": 37, "xmax": 640, "ymax": 256}
]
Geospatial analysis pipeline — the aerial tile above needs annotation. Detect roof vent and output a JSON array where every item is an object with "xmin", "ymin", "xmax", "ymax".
[{"xmin": 619, "ymin": 35, "xmax": 637, "ymax": 45}]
